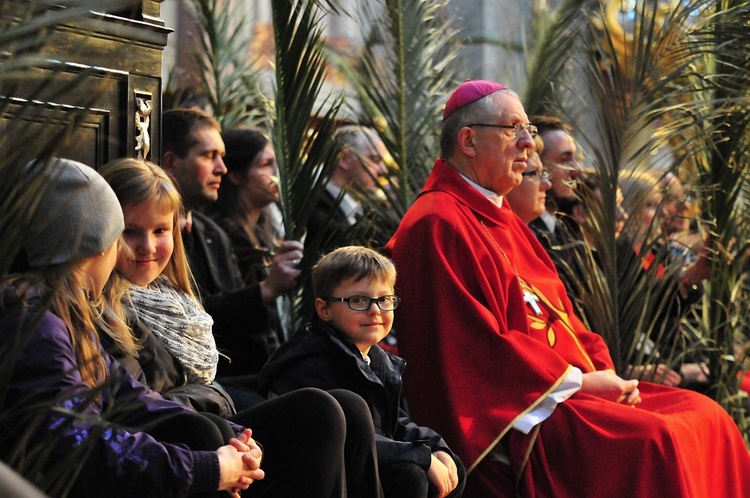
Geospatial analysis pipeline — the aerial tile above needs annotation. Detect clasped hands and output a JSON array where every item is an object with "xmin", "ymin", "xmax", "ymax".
[
  {"xmin": 217, "ymin": 428, "xmax": 264, "ymax": 497},
  {"xmin": 581, "ymin": 370, "xmax": 642, "ymax": 407}
]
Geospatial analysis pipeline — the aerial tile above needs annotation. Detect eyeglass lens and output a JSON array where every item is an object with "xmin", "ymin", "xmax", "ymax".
[
  {"xmin": 521, "ymin": 170, "xmax": 550, "ymax": 182},
  {"xmin": 514, "ymin": 123, "xmax": 538, "ymax": 138},
  {"xmin": 346, "ymin": 295, "xmax": 400, "ymax": 311}
]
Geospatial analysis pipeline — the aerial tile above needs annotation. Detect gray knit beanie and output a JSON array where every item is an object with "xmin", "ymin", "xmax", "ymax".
[{"xmin": 24, "ymin": 158, "xmax": 125, "ymax": 268}]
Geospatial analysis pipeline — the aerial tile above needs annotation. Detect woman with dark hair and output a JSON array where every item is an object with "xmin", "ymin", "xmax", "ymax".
[
  {"xmin": 207, "ymin": 128, "xmax": 303, "ymax": 386},
  {"xmin": 213, "ymin": 128, "xmax": 290, "ymax": 283}
]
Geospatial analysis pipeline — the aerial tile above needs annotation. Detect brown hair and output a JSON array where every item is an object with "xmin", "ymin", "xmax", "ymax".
[
  {"xmin": 162, "ymin": 108, "xmax": 221, "ymax": 159},
  {"xmin": 312, "ymin": 246, "xmax": 396, "ymax": 299},
  {"xmin": 1, "ymin": 267, "xmax": 107, "ymax": 389},
  {"xmin": 215, "ymin": 127, "xmax": 270, "ymax": 222}
]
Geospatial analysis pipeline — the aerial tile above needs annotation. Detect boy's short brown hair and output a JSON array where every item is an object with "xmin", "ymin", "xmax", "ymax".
[{"xmin": 312, "ymin": 246, "xmax": 396, "ymax": 299}]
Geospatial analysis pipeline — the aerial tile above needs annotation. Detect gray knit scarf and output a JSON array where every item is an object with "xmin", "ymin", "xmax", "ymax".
[{"xmin": 126, "ymin": 276, "xmax": 217, "ymax": 384}]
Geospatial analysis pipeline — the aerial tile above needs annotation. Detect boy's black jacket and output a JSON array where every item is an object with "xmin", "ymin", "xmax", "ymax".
[{"xmin": 257, "ymin": 317, "xmax": 454, "ymax": 469}]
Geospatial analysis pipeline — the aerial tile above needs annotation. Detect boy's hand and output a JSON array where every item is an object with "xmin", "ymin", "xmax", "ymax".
[{"xmin": 427, "ymin": 451, "xmax": 459, "ymax": 497}]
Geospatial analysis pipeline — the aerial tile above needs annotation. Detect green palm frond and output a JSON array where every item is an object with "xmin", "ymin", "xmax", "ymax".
[
  {"xmin": 333, "ymin": 0, "xmax": 460, "ymax": 217},
  {"xmin": 270, "ymin": 0, "xmax": 344, "ymax": 327},
  {"xmin": 1, "ymin": 1, "xmax": 147, "ymax": 491},
  {"xmin": 525, "ymin": 0, "xmax": 750, "ymax": 431},
  {"xmin": 185, "ymin": 0, "xmax": 266, "ymax": 129},
  {"xmin": 686, "ymin": 0, "xmax": 750, "ymax": 420},
  {"xmin": 1, "ymin": 0, "xmax": 134, "ymax": 274}
]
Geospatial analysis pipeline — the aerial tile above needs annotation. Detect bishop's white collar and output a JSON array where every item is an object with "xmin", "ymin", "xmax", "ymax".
[{"xmin": 458, "ymin": 172, "xmax": 504, "ymax": 208}]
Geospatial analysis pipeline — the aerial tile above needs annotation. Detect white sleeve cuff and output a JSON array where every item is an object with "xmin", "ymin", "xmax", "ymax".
[{"xmin": 513, "ymin": 367, "xmax": 583, "ymax": 434}]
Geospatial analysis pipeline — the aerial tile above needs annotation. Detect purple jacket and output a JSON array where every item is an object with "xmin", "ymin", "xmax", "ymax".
[{"xmin": 0, "ymin": 306, "xmax": 231, "ymax": 497}]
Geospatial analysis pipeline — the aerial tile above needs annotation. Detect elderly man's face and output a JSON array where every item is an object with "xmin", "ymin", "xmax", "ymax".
[
  {"xmin": 343, "ymin": 134, "xmax": 388, "ymax": 192},
  {"xmin": 467, "ymin": 93, "xmax": 535, "ymax": 196}
]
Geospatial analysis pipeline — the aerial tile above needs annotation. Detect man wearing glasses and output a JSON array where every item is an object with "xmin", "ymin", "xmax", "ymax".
[
  {"xmin": 387, "ymin": 80, "xmax": 750, "ymax": 497},
  {"xmin": 307, "ymin": 124, "xmax": 392, "ymax": 256}
]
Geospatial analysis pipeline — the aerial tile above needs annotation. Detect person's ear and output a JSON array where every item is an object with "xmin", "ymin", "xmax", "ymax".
[
  {"xmin": 456, "ymin": 127, "xmax": 478, "ymax": 158},
  {"xmin": 315, "ymin": 297, "xmax": 332, "ymax": 321},
  {"xmin": 162, "ymin": 151, "xmax": 177, "ymax": 173},
  {"xmin": 338, "ymin": 149, "xmax": 353, "ymax": 171}
]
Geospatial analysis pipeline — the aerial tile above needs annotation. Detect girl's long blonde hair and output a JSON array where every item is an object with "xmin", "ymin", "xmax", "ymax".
[
  {"xmin": 2, "ymin": 266, "xmax": 107, "ymax": 389},
  {"xmin": 99, "ymin": 158, "xmax": 198, "ymax": 301}
]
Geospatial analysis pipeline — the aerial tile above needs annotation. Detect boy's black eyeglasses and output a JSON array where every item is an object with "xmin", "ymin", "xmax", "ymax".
[
  {"xmin": 467, "ymin": 123, "xmax": 538, "ymax": 138},
  {"xmin": 325, "ymin": 295, "xmax": 401, "ymax": 311}
]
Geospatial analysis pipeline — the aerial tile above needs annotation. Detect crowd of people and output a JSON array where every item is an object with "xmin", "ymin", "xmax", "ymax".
[{"xmin": 1, "ymin": 80, "xmax": 748, "ymax": 497}]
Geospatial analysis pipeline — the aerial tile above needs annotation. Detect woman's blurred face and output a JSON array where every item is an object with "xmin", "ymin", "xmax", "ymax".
[
  {"xmin": 661, "ymin": 192, "xmax": 691, "ymax": 236},
  {"xmin": 642, "ymin": 193, "xmax": 662, "ymax": 230},
  {"xmin": 505, "ymin": 151, "xmax": 551, "ymax": 224},
  {"xmin": 235, "ymin": 144, "xmax": 279, "ymax": 210}
]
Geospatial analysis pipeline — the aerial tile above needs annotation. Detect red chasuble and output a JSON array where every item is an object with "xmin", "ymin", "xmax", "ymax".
[{"xmin": 387, "ymin": 159, "xmax": 750, "ymax": 497}]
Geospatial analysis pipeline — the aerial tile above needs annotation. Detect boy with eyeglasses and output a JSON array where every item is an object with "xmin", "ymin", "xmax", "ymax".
[{"xmin": 258, "ymin": 246, "xmax": 465, "ymax": 498}]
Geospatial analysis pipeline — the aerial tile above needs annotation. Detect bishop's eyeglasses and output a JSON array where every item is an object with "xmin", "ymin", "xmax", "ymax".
[
  {"xmin": 467, "ymin": 122, "xmax": 538, "ymax": 138},
  {"xmin": 325, "ymin": 295, "xmax": 401, "ymax": 311}
]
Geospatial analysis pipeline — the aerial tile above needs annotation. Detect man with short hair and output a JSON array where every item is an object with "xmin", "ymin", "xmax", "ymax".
[
  {"xmin": 161, "ymin": 109, "xmax": 303, "ymax": 397},
  {"xmin": 527, "ymin": 115, "xmax": 582, "ymax": 237},
  {"xmin": 387, "ymin": 80, "xmax": 750, "ymax": 497},
  {"xmin": 306, "ymin": 125, "xmax": 391, "ymax": 255}
]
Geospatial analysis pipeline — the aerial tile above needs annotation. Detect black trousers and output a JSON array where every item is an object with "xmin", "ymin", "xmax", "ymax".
[{"xmin": 147, "ymin": 387, "xmax": 383, "ymax": 498}]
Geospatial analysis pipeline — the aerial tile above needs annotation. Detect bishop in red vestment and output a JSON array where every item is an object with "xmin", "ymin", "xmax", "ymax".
[{"xmin": 386, "ymin": 80, "xmax": 750, "ymax": 497}]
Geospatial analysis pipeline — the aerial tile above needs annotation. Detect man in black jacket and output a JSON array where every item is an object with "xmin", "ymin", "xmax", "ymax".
[
  {"xmin": 306, "ymin": 125, "xmax": 391, "ymax": 256},
  {"xmin": 161, "ymin": 109, "xmax": 303, "ymax": 406}
]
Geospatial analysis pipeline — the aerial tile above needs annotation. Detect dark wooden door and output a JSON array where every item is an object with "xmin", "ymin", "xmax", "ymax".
[{"xmin": 0, "ymin": 1, "xmax": 170, "ymax": 169}]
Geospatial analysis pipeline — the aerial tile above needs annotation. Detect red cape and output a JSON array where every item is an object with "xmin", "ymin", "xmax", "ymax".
[{"xmin": 387, "ymin": 159, "xmax": 750, "ymax": 497}]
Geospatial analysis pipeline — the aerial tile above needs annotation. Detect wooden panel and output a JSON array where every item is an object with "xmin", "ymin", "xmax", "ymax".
[
  {"xmin": 2, "ymin": 61, "xmax": 130, "ymax": 163},
  {"xmin": 0, "ymin": 2, "xmax": 169, "ymax": 166},
  {"xmin": 0, "ymin": 97, "xmax": 111, "ymax": 168}
]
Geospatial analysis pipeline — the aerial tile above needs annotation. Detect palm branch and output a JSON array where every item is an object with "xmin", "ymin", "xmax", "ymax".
[
  {"xmin": 270, "ymin": 0, "xmax": 345, "ymax": 328},
  {"xmin": 1, "ymin": 1, "xmax": 156, "ymax": 493},
  {"xmin": 183, "ymin": 0, "xmax": 266, "ymax": 129},
  {"xmin": 683, "ymin": 0, "xmax": 750, "ymax": 423},
  {"xmin": 331, "ymin": 0, "xmax": 460, "ymax": 222},
  {"xmin": 525, "ymin": 0, "xmax": 750, "ymax": 435},
  {"xmin": 1, "ymin": 0, "xmax": 141, "ymax": 268},
  {"xmin": 523, "ymin": 0, "xmax": 590, "ymax": 117}
]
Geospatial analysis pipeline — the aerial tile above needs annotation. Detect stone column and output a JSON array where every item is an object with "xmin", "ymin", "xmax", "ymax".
[{"xmin": 448, "ymin": 0, "xmax": 534, "ymax": 92}]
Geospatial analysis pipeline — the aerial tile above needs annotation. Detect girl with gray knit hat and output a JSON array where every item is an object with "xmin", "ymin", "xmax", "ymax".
[{"xmin": 0, "ymin": 158, "xmax": 265, "ymax": 496}]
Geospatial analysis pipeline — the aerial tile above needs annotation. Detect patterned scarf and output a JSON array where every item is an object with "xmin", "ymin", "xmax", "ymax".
[{"xmin": 126, "ymin": 276, "xmax": 217, "ymax": 384}]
